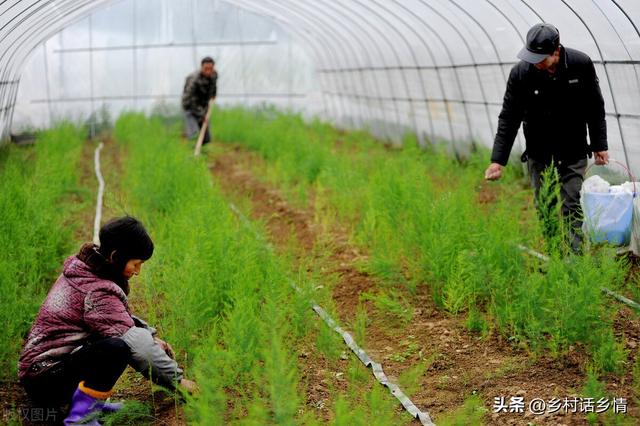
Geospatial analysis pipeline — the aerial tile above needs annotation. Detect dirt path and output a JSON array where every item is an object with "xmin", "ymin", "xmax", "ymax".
[
  {"xmin": 208, "ymin": 144, "xmax": 640, "ymax": 425},
  {"xmin": 98, "ymin": 136, "xmax": 187, "ymax": 425}
]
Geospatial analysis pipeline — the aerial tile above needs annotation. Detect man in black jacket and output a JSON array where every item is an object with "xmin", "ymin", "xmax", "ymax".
[{"xmin": 484, "ymin": 23, "xmax": 609, "ymax": 251}]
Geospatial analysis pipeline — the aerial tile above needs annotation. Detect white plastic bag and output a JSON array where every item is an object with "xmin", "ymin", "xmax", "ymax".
[{"xmin": 581, "ymin": 176, "xmax": 635, "ymax": 246}]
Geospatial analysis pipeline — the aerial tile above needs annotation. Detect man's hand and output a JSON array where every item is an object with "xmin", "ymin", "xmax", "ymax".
[
  {"xmin": 154, "ymin": 337, "xmax": 175, "ymax": 359},
  {"xmin": 484, "ymin": 163, "xmax": 504, "ymax": 181},
  {"xmin": 594, "ymin": 151, "xmax": 609, "ymax": 165},
  {"xmin": 179, "ymin": 378, "xmax": 199, "ymax": 395}
]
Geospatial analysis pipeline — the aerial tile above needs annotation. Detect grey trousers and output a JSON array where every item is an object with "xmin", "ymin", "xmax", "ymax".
[
  {"xmin": 528, "ymin": 157, "xmax": 588, "ymax": 250},
  {"xmin": 183, "ymin": 111, "xmax": 210, "ymax": 144}
]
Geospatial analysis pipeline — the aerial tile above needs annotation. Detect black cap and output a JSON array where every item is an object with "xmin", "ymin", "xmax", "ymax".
[{"xmin": 517, "ymin": 23, "xmax": 560, "ymax": 64}]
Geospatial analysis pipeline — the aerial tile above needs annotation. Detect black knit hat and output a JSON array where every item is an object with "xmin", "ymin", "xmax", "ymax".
[
  {"xmin": 98, "ymin": 216, "xmax": 154, "ymax": 263},
  {"xmin": 517, "ymin": 23, "xmax": 560, "ymax": 64}
]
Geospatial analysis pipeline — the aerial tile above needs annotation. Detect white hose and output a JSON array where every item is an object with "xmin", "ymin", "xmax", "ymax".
[{"xmin": 93, "ymin": 142, "xmax": 105, "ymax": 245}]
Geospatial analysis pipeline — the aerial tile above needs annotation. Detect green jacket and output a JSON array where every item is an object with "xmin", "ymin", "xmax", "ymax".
[{"xmin": 181, "ymin": 70, "xmax": 217, "ymax": 119}]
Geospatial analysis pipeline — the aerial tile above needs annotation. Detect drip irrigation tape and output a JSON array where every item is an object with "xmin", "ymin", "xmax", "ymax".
[
  {"xmin": 90, "ymin": 145, "xmax": 433, "ymax": 422},
  {"xmin": 93, "ymin": 142, "xmax": 105, "ymax": 245},
  {"xmin": 227, "ymin": 202, "xmax": 434, "ymax": 425},
  {"xmin": 516, "ymin": 244, "xmax": 640, "ymax": 312}
]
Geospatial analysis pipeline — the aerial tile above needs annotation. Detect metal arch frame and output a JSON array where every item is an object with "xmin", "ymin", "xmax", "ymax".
[
  {"xmin": 560, "ymin": 0, "xmax": 630, "ymax": 167},
  {"xmin": 415, "ymin": 0, "xmax": 476, "ymax": 146},
  {"xmin": 0, "ymin": 1, "xmax": 111, "ymax": 138},
  {"xmin": 483, "ymin": 0, "xmax": 528, "ymax": 155},
  {"xmin": 268, "ymin": 20, "xmax": 334, "ymax": 120},
  {"xmin": 0, "ymin": 1, "xmax": 74, "ymax": 94},
  {"xmin": 390, "ymin": 1, "xmax": 459, "ymax": 146},
  {"xmin": 595, "ymin": 1, "xmax": 640, "ymax": 91},
  {"xmin": 235, "ymin": 0, "xmax": 370, "ymax": 127},
  {"xmin": 0, "ymin": 1, "xmax": 112, "ymax": 124},
  {"xmin": 231, "ymin": 1, "xmax": 342, "ymax": 121},
  {"xmin": 591, "ymin": 0, "xmax": 640, "ymax": 158},
  {"xmin": 447, "ymin": 0, "xmax": 510, "ymax": 138},
  {"xmin": 0, "ymin": 1, "xmax": 61, "ymax": 131},
  {"xmin": 273, "ymin": 23, "xmax": 333, "ymax": 121},
  {"xmin": 281, "ymin": 0, "xmax": 375, "ymax": 128},
  {"xmin": 236, "ymin": 8, "xmax": 249, "ymax": 105},
  {"xmin": 519, "ymin": 0, "xmax": 630, "ymax": 167},
  {"xmin": 346, "ymin": 0, "xmax": 420, "ymax": 138},
  {"xmin": 371, "ymin": 0, "xmax": 440, "ymax": 144},
  {"xmin": 1, "ymin": 1, "xmax": 98, "ymax": 93},
  {"xmin": 306, "ymin": 0, "xmax": 398, "ymax": 138},
  {"xmin": 602, "ymin": 1, "xmax": 640, "ymax": 142},
  {"xmin": 426, "ymin": 0, "xmax": 495, "ymax": 145},
  {"xmin": 255, "ymin": 1, "xmax": 363, "ymax": 127},
  {"xmin": 487, "ymin": 0, "xmax": 532, "ymax": 30},
  {"xmin": 237, "ymin": 0, "xmax": 369, "ymax": 128},
  {"xmin": 610, "ymin": 0, "xmax": 640, "ymax": 170},
  {"xmin": 1, "ymin": 0, "xmax": 640, "ymax": 158}
]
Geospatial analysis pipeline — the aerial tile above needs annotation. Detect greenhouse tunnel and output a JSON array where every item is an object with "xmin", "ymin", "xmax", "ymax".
[
  {"xmin": 1, "ymin": 0, "xmax": 640, "ymax": 174},
  {"xmin": 4, "ymin": 1, "xmax": 640, "ymax": 425}
]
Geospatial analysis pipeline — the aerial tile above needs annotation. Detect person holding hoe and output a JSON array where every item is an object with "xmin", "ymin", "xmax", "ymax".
[{"xmin": 182, "ymin": 56, "xmax": 218, "ymax": 149}]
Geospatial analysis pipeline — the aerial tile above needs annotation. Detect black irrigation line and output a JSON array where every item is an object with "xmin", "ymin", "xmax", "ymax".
[
  {"xmin": 516, "ymin": 244, "xmax": 640, "ymax": 312},
  {"xmin": 226, "ymin": 200, "xmax": 434, "ymax": 425}
]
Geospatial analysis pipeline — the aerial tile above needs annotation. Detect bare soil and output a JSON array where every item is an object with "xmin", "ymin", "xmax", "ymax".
[
  {"xmin": 0, "ymin": 136, "xmax": 185, "ymax": 426},
  {"xmin": 208, "ymin": 143, "xmax": 640, "ymax": 425}
]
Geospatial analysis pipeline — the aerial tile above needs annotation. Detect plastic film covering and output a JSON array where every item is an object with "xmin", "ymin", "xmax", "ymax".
[{"xmin": 2, "ymin": 0, "xmax": 640, "ymax": 174}]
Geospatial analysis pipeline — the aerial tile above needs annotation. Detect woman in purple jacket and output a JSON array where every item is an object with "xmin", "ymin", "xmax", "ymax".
[{"xmin": 19, "ymin": 216, "xmax": 196, "ymax": 425}]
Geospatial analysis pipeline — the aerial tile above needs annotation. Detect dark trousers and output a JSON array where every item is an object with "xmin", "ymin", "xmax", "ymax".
[
  {"xmin": 21, "ymin": 337, "xmax": 131, "ymax": 407},
  {"xmin": 528, "ymin": 157, "xmax": 588, "ymax": 251},
  {"xmin": 184, "ymin": 111, "xmax": 211, "ymax": 145}
]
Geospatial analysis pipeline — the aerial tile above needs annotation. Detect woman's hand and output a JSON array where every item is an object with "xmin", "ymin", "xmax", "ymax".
[
  {"xmin": 154, "ymin": 337, "xmax": 175, "ymax": 359},
  {"xmin": 179, "ymin": 378, "xmax": 199, "ymax": 395}
]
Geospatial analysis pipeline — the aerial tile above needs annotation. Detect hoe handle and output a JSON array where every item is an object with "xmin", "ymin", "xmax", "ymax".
[{"xmin": 194, "ymin": 99, "xmax": 214, "ymax": 156}]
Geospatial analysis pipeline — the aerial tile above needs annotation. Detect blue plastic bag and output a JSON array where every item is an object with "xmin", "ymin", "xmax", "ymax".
[{"xmin": 582, "ymin": 191, "xmax": 634, "ymax": 245}]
